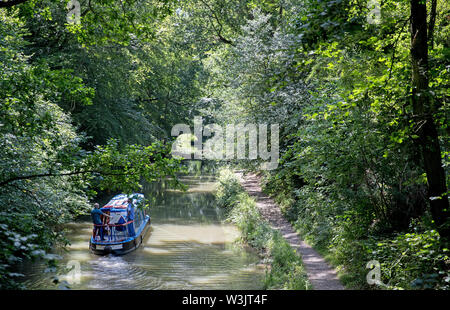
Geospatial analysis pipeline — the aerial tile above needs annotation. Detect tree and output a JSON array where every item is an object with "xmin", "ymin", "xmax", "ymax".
[{"xmin": 410, "ymin": 0, "xmax": 449, "ymax": 237}]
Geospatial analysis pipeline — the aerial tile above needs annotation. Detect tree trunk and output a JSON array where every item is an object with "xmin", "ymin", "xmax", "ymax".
[{"xmin": 410, "ymin": 0, "xmax": 449, "ymax": 237}]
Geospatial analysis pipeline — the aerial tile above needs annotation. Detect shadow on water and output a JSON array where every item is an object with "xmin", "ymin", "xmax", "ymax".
[{"xmin": 21, "ymin": 174, "xmax": 265, "ymax": 289}]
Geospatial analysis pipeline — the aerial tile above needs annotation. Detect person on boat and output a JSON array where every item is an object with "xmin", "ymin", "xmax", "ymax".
[
  {"xmin": 91, "ymin": 203, "xmax": 110, "ymax": 240},
  {"xmin": 101, "ymin": 209, "xmax": 111, "ymax": 241},
  {"xmin": 126, "ymin": 198, "xmax": 136, "ymax": 237}
]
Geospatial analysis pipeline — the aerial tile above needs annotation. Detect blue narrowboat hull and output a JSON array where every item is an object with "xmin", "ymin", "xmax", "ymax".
[{"xmin": 89, "ymin": 216, "xmax": 151, "ymax": 255}]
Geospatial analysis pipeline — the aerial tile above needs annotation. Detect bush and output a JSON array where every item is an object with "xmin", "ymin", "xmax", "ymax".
[{"xmin": 215, "ymin": 169, "xmax": 245, "ymax": 211}]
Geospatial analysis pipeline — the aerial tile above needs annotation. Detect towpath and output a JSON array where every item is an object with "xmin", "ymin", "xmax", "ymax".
[{"xmin": 235, "ymin": 171, "xmax": 345, "ymax": 290}]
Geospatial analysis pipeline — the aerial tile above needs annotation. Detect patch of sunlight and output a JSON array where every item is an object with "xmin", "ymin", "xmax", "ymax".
[
  {"xmin": 189, "ymin": 273, "xmax": 231, "ymax": 285},
  {"xmin": 145, "ymin": 224, "xmax": 240, "ymax": 246},
  {"xmin": 79, "ymin": 227, "xmax": 94, "ymax": 234},
  {"xmin": 142, "ymin": 247, "xmax": 172, "ymax": 255},
  {"xmin": 65, "ymin": 251, "xmax": 93, "ymax": 262},
  {"xmin": 164, "ymin": 180, "xmax": 217, "ymax": 193},
  {"xmin": 67, "ymin": 241, "xmax": 89, "ymax": 250},
  {"xmin": 237, "ymin": 265, "xmax": 261, "ymax": 273}
]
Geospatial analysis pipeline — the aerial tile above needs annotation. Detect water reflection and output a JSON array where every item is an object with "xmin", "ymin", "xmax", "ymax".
[{"xmin": 22, "ymin": 174, "xmax": 265, "ymax": 290}]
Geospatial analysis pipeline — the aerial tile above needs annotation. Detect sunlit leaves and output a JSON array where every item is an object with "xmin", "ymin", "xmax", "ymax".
[{"xmin": 84, "ymin": 139, "xmax": 183, "ymax": 193}]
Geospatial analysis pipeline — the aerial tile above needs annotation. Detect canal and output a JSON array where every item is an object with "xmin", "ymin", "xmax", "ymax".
[{"xmin": 21, "ymin": 174, "xmax": 265, "ymax": 289}]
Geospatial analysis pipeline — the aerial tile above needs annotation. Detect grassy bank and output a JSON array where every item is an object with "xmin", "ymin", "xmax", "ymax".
[{"xmin": 215, "ymin": 168, "xmax": 310, "ymax": 290}]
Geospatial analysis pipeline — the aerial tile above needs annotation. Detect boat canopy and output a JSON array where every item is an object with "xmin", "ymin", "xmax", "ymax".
[
  {"xmin": 102, "ymin": 193, "xmax": 144, "ymax": 210},
  {"xmin": 100, "ymin": 193, "xmax": 145, "ymax": 227}
]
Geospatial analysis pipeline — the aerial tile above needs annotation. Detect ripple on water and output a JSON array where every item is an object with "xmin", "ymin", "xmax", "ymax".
[{"xmin": 20, "ymin": 175, "xmax": 265, "ymax": 290}]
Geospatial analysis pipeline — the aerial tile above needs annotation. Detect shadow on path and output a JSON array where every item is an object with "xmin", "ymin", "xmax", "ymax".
[{"xmin": 236, "ymin": 171, "xmax": 345, "ymax": 290}]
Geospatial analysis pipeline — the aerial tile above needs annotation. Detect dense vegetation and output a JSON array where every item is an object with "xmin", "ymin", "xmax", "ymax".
[
  {"xmin": 0, "ymin": 0, "xmax": 185, "ymax": 288},
  {"xmin": 0, "ymin": 0, "xmax": 448, "ymax": 289},
  {"xmin": 204, "ymin": 0, "xmax": 449, "ymax": 289},
  {"xmin": 205, "ymin": 1, "xmax": 450, "ymax": 289}
]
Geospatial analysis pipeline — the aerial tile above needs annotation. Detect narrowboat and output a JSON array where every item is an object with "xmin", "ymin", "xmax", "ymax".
[{"xmin": 89, "ymin": 193, "xmax": 151, "ymax": 255}]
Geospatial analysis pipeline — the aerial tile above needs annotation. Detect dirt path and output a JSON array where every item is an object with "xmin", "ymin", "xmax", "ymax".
[{"xmin": 236, "ymin": 171, "xmax": 345, "ymax": 290}]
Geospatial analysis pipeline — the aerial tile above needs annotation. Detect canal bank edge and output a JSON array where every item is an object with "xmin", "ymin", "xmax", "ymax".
[{"xmin": 215, "ymin": 168, "xmax": 310, "ymax": 290}]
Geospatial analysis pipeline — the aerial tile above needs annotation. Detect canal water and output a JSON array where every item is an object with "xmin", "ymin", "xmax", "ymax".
[{"xmin": 21, "ymin": 175, "xmax": 265, "ymax": 289}]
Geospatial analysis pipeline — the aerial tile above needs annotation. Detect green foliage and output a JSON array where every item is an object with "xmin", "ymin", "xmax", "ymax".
[
  {"xmin": 215, "ymin": 168, "xmax": 244, "ymax": 210},
  {"xmin": 0, "ymin": 9, "xmax": 87, "ymax": 289},
  {"xmin": 1, "ymin": 0, "xmax": 449, "ymax": 291},
  {"xmin": 84, "ymin": 139, "xmax": 183, "ymax": 194},
  {"xmin": 369, "ymin": 228, "xmax": 450, "ymax": 289},
  {"xmin": 17, "ymin": 0, "xmax": 175, "ymax": 46},
  {"xmin": 0, "ymin": 7, "xmax": 183, "ymax": 288},
  {"xmin": 208, "ymin": 0, "xmax": 449, "ymax": 290},
  {"xmin": 265, "ymin": 233, "xmax": 309, "ymax": 290}
]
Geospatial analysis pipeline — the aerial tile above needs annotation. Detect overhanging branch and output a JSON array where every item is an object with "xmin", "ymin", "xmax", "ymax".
[
  {"xmin": 199, "ymin": 0, "xmax": 235, "ymax": 46},
  {"xmin": 0, "ymin": 0, "xmax": 28, "ymax": 8},
  {"xmin": 0, "ymin": 170, "xmax": 135, "ymax": 187}
]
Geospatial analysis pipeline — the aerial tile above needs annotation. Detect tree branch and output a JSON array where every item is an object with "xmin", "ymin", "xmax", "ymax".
[
  {"xmin": 0, "ymin": 0, "xmax": 28, "ymax": 8},
  {"xmin": 199, "ymin": 0, "xmax": 235, "ymax": 46},
  {"xmin": 0, "ymin": 170, "xmax": 135, "ymax": 187},
  {"xmin": 428, "ymin": 0, "xmax": 437, "ymax": 50},
  {"xmin": 384, "ymin": 17, "xmax": 411, "ymax": 88},
  {"xmin": 7, "ymin": 183, "xmax": 44, "ymax": 209}
]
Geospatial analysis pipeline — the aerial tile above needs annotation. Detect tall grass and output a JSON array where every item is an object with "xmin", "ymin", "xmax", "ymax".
[{"xmin": 216, "ymin": 168, "xmax": 310, "ymax": 290}]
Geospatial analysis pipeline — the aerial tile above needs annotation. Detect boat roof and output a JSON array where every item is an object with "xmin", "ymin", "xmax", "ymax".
[{"xmin": 102, "ymin": 193, "xmax": 144, "ymax": 209}]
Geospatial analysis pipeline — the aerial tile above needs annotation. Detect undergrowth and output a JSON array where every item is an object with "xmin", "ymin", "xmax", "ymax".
[{"xmin": 262, "ymin": 172, "xmax": 450, "ymax": 290}]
